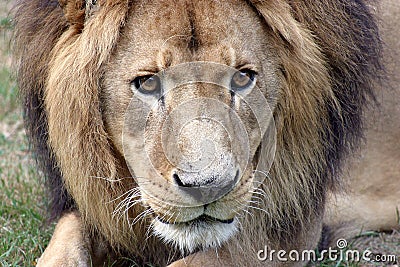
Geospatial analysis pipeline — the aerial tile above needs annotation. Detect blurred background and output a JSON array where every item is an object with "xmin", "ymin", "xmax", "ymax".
[{"xmin": 0, "ymin": 1, "xmax": 53, "ymax": 266}]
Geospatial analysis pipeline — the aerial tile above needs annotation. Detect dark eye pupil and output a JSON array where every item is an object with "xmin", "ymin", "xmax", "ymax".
[
  {"xmin": 132, "ymin": 75, "xmax": 161, "ymax": 94},
  {"xmin": 231, "ymin": 70, "xmax": 255, "ymax": 91}
]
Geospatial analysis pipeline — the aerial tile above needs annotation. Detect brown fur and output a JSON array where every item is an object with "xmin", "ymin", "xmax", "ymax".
[
  {"xmin": 13, "ymin": 0, "xmax": 399, "ymax": 266},
  {"xmin": 323, "ymin": 0, "xmax": 400, "ymax": 245}
]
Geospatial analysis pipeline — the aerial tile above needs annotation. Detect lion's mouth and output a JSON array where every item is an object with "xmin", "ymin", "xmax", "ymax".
[{"xmin": 156, "ymin": 214, "xmax": 234, "ymax": 225}]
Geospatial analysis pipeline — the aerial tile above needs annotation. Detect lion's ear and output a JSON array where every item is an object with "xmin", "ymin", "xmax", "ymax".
[
  {"xmin": 249, "ymin": 0, "xmax": 304, "ymax": 49},
  {"xmin": 58, "ymin": 0, "xmax": 97, "ymax": 29}
]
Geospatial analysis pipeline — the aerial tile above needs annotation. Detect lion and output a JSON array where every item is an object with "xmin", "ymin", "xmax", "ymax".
[{"xmin": 13, "ymin": 0, "xmax": 399, "ymax": 266}]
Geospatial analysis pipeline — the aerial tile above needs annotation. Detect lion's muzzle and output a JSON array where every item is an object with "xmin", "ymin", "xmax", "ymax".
[{"xmin": 163, "ymin": 115, "xmax": 241, "ymax": 202}]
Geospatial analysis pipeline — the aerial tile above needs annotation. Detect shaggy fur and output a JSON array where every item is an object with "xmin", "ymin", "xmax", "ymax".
[{"xmin": 13, "ymin": 0, "xmax": 384, "ymax": 266}]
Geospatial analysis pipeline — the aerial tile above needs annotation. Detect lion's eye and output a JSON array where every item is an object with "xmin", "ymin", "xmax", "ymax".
[
  {"xmin": 230, "ymin": 69, "xmax": 256, "ymax": 91},
  {"xmin": 131, "ymin": 75, "xmax": 161, "ymax": 94}
]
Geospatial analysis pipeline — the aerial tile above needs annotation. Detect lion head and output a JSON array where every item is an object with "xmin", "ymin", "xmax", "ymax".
[{"xmin": 14, "ymin": 0, "xmax": 382, "ymax": 265}]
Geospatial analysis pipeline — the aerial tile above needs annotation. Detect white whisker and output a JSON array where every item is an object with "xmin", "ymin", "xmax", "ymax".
[{"xmin": 247, "ymin": 205, "xmax": 271, "ymax": 216}]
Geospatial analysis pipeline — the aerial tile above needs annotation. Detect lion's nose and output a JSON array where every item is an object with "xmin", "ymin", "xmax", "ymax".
[
  {"xmin": 171, "ymin": 169, "xmax": 240, "ymax": 204},
  {"xmin": 173, "ymin": 172, "xmax": 216, "ymax": 188}
]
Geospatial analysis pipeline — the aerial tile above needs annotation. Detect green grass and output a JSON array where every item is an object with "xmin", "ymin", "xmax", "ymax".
[
  {"xmin": 0, "ymin": 158, "xmax": 54, "ymax": 266},
  {"xmin": 0, "ymin": 67, "xmax": 18, "ymax": 121},
  {"xmin": 0, "ymin": 64, "xmax": 53, "ymax": 267},
  {"xmin": 0, "ymin": 18, "xmax": 12, "ymax": 29},
  {"xmin": 0, "ymin": 96, "xmax": 53, "ymax": 266}
]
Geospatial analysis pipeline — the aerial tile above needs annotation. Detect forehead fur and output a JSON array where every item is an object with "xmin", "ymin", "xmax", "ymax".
[{"xmin": 115, "ymin": 0, "xmax": 268, "ymax": 68}]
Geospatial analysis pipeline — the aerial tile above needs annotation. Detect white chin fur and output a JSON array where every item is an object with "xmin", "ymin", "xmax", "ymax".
[{"xmin": 152, "ymin": 218, "xmax": 238, "ymax": 253}]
